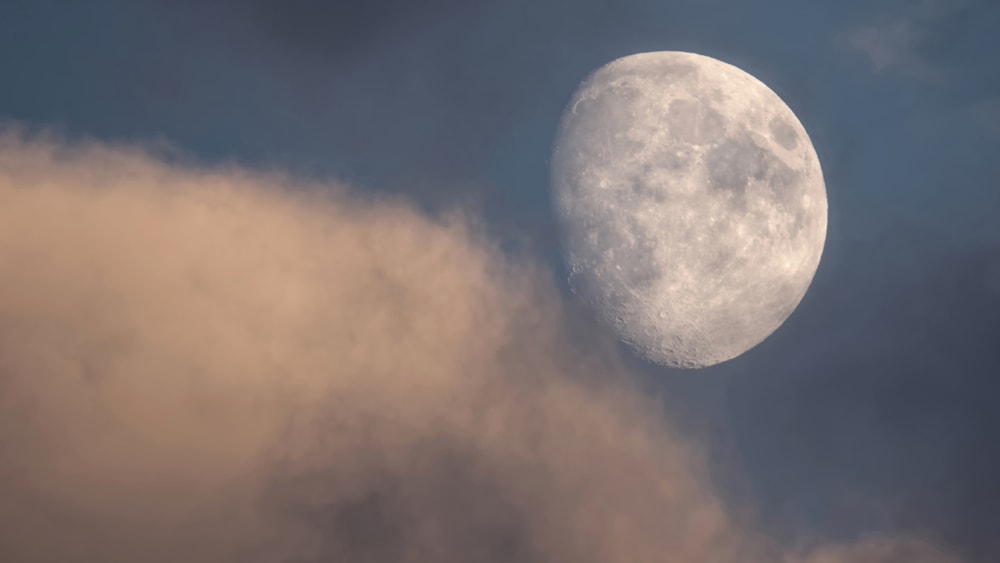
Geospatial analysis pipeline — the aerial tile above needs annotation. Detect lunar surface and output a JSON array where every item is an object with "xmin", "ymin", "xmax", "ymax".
[{"xmin": 551, "ymin": 51, "xmax": 827, "ymax": 368}]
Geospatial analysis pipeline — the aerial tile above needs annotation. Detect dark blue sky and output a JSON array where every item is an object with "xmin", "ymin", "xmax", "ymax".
[{"xmin": 1, "ymin": 0, "xmax": 997, "ymax": 560}]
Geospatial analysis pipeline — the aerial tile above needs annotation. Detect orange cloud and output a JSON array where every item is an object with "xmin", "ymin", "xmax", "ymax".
[{"xmin": 0, "ymin": 130, "xmax": 959, "ymax": 563}]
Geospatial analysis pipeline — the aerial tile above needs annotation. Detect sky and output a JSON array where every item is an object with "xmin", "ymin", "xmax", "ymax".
[{"xmin": 0, "ymin": 0, "xmax": 997, "ymax": 562}]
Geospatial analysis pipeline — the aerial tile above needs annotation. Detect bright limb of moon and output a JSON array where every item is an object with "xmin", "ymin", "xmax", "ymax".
[{"xmin": 551, "ymin": 51, "xmax": 828, "ymax": 368}]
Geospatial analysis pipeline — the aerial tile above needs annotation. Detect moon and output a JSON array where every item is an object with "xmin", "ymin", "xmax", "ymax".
[{"xmin": 551, "ymin": 51, "xmax": 827, "ymax": 368}]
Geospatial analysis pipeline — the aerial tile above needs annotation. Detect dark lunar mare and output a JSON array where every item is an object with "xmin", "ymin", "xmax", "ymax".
[{"xmin": 705, "ymin": 132, "xmax": 798, "ymax": 210}]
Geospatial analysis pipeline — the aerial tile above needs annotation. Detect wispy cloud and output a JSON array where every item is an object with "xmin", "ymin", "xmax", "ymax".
[
  {"xmin": 846, "ymin": 19, "xmax": 943, "ymax": 82},
  {"xmin": 842, "ymin": 0, "xmax": 972, "ymax": 83}
]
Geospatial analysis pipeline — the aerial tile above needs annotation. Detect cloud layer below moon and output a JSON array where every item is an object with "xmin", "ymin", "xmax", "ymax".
[{"xmin": 0, "ymin": 131, "xmax": 961, "ymax": 563}]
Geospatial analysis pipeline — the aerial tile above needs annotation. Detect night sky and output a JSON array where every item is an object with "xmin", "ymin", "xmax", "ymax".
[{"xmin": 1, "ymin": 1, "xmax": 998, "ymax": 562}]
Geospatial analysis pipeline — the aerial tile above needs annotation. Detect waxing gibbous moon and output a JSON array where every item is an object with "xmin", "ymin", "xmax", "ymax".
[{"xmin": 551, "ymin": 51, "xmax": 827, "ymax": 368}]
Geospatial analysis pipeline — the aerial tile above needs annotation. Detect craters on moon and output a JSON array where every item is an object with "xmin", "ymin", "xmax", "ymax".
[{"xmin": 551, "ymin": 51, "xmax": 828, "ymax": 369}]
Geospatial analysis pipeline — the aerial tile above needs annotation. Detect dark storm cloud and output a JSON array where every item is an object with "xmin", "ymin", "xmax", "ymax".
[{"xmin": 0, "ymin": 132, "xmax": 963, "ymax": 563}]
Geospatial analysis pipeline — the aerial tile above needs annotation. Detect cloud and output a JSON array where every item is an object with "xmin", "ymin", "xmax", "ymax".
[
  {"xmin": 842, "ymin": 0, "xmax": 974, "ymax": 83},
  {"xmin": 197, "ymin": 0, "xmax": 472, "ymax": 61},
  {"xmin": 0, "ymin": 130, "xmax": 962, "ymax": 562},
  {"xmin": 845, "ymin": 19, "xmax": 943, "ymax": 82}
]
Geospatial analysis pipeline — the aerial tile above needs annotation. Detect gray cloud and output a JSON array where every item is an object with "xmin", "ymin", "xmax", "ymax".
[
  {"xmin": 204, "ymin": 0, "xmax": 472, "ymax": 61},
  {"xmin": 845, "ymin": 19, "xmax": 944, "ymax": 82},
  {"xmin": 842, "ymin": 0, "xmax": 977, "ymax": 83}
]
